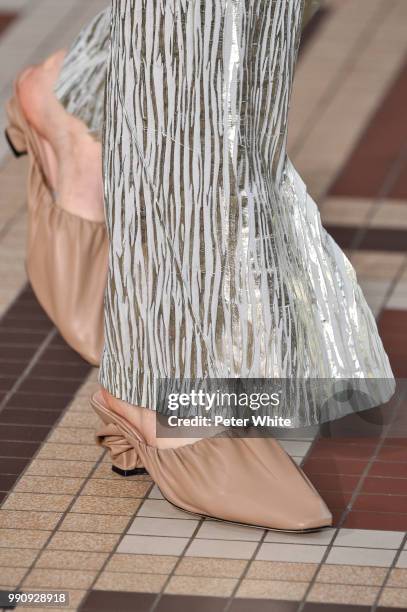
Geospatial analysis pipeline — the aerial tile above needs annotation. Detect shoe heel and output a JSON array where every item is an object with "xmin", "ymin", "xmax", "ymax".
[
  {"xmin": 91, "ymin": 396, "xmax": 148, "ymax": 476},
  {"xmin": 5, "ymin": 127, "xmax": 27, "ymax": 158},
  {"xmin": 5, "ymin": 97, "xmax": 28, "ymax": 158},
  {"xmin": 96, "ymin": 421, "xmax": 148, "ymax": 476},
  {"xmin": 112, "ymin": 464, "xmax": 148, "ymax": 477}
]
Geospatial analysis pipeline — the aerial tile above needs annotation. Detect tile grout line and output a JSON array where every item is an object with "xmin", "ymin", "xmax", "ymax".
[
  {"xmin": 0, "ymin": 282, "xmax": 97, "ymax": 604},
  {"xmin": 290, "ymin": 0, "xmax": 399, "ymax": 163},
  {"xmin": 382, "ymin": 255, "xmax": 407, "ymax": 313},
  {"xmin": 76, "ymin": 475, "xmax": 157, "ymax": 610},
  {"xmin": 1, "ymin": 454, "xmax": 104, "ymax": 463},
  {"xmin": 150, "ymin": 430, "xmax": 319, "ymax": 612},
  {"xmin": 222, "ymin": 529, "xmax": 269, "ymax": 612},
  {"xmin": 147, "ymin": 516, "xmax": 207, "ymax": 612},
  {"xmin": 297, "ymin": 382, "xmax": 407, "ymax": 612},
  {"xmin": 0, "ymin": 286, "xmax": 58, "ymax": 417},
  {"xmin": 0, "ymin": 357, "xmax": 92, "ymax": 365},
  {"xmin": 1, "ymin": 390, "xmax": 96, "ymax": 398},
  {"xmin": 3, "ymin": 509, "xmax": 407, "ymax": 524},
  {"xmin": 372, "ymin": 531, "xmax": 407, "ymax": 611},
  {"xmin": 222, "ymin": 422, "xmax": 323, "ymax": 611},
  {"xmin": 350, "ymin": 143, "xmax": 407, "ymax": 253},
  {"xmin": 0, "ymin": 422, "xmax": 94, "ymax": 429},
  {"xmin": 8, "ymin": 444, "xmax": 109, "ymax": 606},
  {"xmin": 0, "ymin": 374, "xmax": 100, "ymax": 383},
  {"xmin": 0, "ymin": 327, "xmax": 58, "ymax": 416},
  {"xmin": 79, "ymin": 442, "xmax": 313, "ymax": 608},
  {"xmin": 318, "ymin": 1, "xmax": 407, "ymax": 223},
  {"xmin": 378, "ymin": 255, "xmax": 407, "ymax": 317},
  {"xmin": 224, "ymin": 419, "xmax": 324, "ymax": 612}
]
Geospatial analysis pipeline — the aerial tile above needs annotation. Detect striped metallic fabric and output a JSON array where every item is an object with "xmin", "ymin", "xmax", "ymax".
[
  {"xmin": 54, "ymin": 7, "xmax": 111, "ymax": 139},
  {"xmin": 54, "ymin": 1, "xmax": 322, "ymax": 142},
  {"xmin": 93, "ymin": 0, "xmax": 394, "ymax": 424}
]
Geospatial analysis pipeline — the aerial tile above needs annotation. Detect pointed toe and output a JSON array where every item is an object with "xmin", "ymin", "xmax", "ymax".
[{"xmin": 292, "ymin": 495, "xmax": 333, "ymax": 531}]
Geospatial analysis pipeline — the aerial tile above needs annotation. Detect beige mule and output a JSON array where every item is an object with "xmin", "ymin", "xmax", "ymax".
[
  {"xmin": 5, "ymin": 78, "xmax": 108, "ymax": 365},
  {"xmin": 91, "ymin": 392, "xmax": 332, "ymax": 533}
]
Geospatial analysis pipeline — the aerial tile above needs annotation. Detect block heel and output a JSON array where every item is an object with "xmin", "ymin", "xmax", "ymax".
[
  {"xmin": 5, "ymin": 127, "xmax": 27, "ymax": 157},
  {"xmin": 92, "ymin": 397, "xmax": 148, "ymax": 476},
  {"xmin": 5, "ymin": 96, "xmax": 28, "ymax": 157},
  {"xmin": 112, "ymin": 465, "xmax": 148, "ymax": 477}
]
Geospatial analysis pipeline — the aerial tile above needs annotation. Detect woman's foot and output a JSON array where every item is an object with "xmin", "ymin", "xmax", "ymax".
[
  {"xmin": 100, "ymin": 389, "xmax": 203, "ymax": 450},
  {"xmin": 17, "ymin": 50, "xmax": 105, "ymax": 223},
  {"xmin": 92, "ymin": 392, "xmax": 333, "ymax": 531}
]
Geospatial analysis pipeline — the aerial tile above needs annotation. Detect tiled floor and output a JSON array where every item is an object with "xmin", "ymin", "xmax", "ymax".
[{"xmin": 0, "ymin": 0, "xmax": 407, "ymax": 611}]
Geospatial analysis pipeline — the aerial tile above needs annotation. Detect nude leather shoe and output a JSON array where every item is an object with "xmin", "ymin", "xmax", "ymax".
[
  {"xmin": 5, "ymin": 77, "xmax": 107, "ymax": 365},
  {"xmin": 91, "ymin": 392, "xmax": 332, "ymax": 532}
]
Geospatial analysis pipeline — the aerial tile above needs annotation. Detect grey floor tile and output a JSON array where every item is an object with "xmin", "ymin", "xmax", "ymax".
[
  {"xmin": 334, "ymin": 529, "xmax": 404, "ymax": 549},
  {"xmin": 138, "ymin": 499, "xmax": 194, "ymax": 520},
  {"xmin": 128, "ymin": 517, "xmax": 199, "ymax": 538},
  {"xmin": 396, "ymin": 551, "xmax": 407, "ymax": 568},
  {"xmin": 326, "ymin": 546, "xmax": 397, "ymax": 567},
  {"xmin": 186, "ymin": 539, "xmax": 258, "ymax": 560},
  {"xmin": 196, "ymin": 520, "xmax": 264, "ymax": 542},
  {"xmin": 256, "ymin": 543, "xmax": 327, "ymax": 563},
  {"xmin": 118, "ymin": 534, "xmax": 190, "ymax": 556}
]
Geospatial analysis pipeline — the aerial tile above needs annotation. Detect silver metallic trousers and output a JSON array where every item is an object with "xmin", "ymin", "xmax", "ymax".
[{"xmin": 56, "ymin": 0, "xmax": 394, "ymax": 425}]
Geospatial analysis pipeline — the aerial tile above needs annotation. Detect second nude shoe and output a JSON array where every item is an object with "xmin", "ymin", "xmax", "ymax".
[{"xmin": 5, "ymin": 76, "xmax": 107, "ymax": 365}]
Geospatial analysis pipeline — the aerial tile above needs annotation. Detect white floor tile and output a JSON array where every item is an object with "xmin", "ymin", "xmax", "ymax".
[
  {"xmin": 326, "ymin": 546, "xmax": 397, "ymax": 567},
  {"xmin": 148, "ymin": 485, "xmax": 164, "ymax": 500},
  {"xmin": 396, "ymin": 551, "xmax": 407, "ymax": 568},
  {"xmin": 128, "ymin": 517, "xmax": 199, "ymax": 538},
  {"xmin": 118, "ymin": 534, "xmax": 189, "ymax": 556},
  {"xmin": 256, "ymin": 543, "xmax": 327, "ymax": 563},
  {"xmin": 334, "ymin": 529, "xmax": 405, "ymax": 550},
  {"xmin": 138, "ymin": 499, "xmax": 193, "ymax": 520},
  {"xmin": 186, "ymin": 539, "xmax": 257, "ymax": 560},
  {"xmin": 279, "ymin": 440, "xmax": 312, "ymax": 457},
  {"xmin": 196, "ymin": 520, "xmax": 264, "ymax": 542}
]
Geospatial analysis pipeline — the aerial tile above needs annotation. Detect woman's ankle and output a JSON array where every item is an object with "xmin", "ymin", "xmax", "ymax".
[
  {"xmin": 100, "ymin": 387, "xmax": 202, "ymax": 449},
  {"xmin": 100, "ymin": 388, "xmax": 156, "ymax": 444}
]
